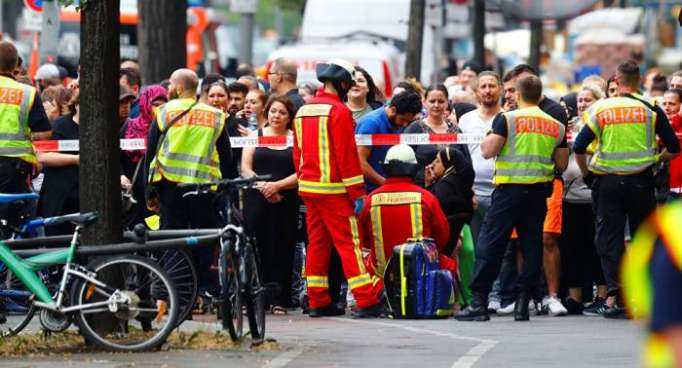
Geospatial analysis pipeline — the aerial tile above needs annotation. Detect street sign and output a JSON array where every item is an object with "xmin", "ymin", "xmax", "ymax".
[
  {"xmin": 229, "ymin": 0, "xmax": 257, "ymax": 14},
  {"xmin": 22, "ymin": 7, "xmax": 42, "ymax": 32},
  {"xmin": 24, "ymin": 0, "xmax": 43, "ymax": 12}
]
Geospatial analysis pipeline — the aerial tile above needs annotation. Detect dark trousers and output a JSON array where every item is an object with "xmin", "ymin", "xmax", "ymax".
[
  {"xmin": 244, "ymin": 190, "xmax": 298, "ymax": 307},
  {"xmin": 470, "ymin": 184, "xmax": 550, "ymax": 298},
  {"xmin": 592, "ymin": 171, "xmax": 655, "ymax": 299},
  {"xmin": 560, "ymin": 202, "xmax": 605, "ymax": 290},
  {"xmin": 0, "ymin": 158, "xmax": 32, "ymax": 226},
  {"xmin": 158, "ymin": 181, "xmax": 220, "ymax": 293}
]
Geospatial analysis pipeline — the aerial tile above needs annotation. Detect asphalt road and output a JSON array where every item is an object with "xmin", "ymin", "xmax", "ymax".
[{"xmin": 1, "ymin": 311, "xmax": 642, "ymax": 368}]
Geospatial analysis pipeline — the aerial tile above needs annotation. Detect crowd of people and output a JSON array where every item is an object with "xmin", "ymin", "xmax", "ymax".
[{"xmin": 1, "ymin": 36, "xmax": 681, "ymax": 325}]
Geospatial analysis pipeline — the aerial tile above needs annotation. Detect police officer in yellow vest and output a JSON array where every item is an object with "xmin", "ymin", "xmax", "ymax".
[
  {"xmin": 0, "ymin": 41, "xmax": 51, "ymax": 195},
  {"xmin": 622, "ymin": 201, "xmax": 682, "ymax": 368},
  {"xmin": 145, "ymin": 68, "xmax": 232, "ymax": 293},
  {"xmin": 574, "ymin": 60, "xmax": 680, "ymax": 319},
  {"xmin": 455, "ymin": 75, "xmax": 568, "ymax": 322}
]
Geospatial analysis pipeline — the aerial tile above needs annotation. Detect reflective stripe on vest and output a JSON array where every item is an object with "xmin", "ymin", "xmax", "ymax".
[
  {"xmin": 622, "ymin": 202, "xmax": 682, "ymax": 368},
  {"xmin": 585, "ymin": 96, "xmax": 657, "ymax": 175},
  {"xmin": 149, "ymin": 99, "xmax": 224, "ymax": 184},
  {"xmin": 370, "ymin": 192, "xmax": 423, "ymax": 275},
  {"xmin": 494, "ymin": 106, "xmax": 564, "ymax": 185},
  {"xmin": 0, "ymin": 76, "xmax": 37, "ymax": 164}
]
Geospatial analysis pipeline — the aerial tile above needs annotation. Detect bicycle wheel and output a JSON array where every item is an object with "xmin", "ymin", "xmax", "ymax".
[
  {"xmin": 220, "ymin": 246, "xmax": 243, "ymax": 342},
  {"xmin": 0, "ymin": 266, "xmax": 36, "ymax": 337},
  {"xmin": 70, "ymin": 255, "xmax": 178, "ymax": 352},
  {"xmin": 242, "ymin": 243, "xmax": 265, "ymax": 342},
  {"xmin": 140, "ymin": 248, "xmax": 197, "ymax": 327}
]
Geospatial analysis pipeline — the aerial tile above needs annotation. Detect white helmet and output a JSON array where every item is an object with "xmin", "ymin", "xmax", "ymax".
[{"xmin": 382, "ymin": 144, "xmax": 418, "ymax": 178}]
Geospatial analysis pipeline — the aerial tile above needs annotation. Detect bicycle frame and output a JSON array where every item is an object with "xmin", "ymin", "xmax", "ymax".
[{"xmin": 0, "ymin": 226, "xmax": 117, "ymax": 313}]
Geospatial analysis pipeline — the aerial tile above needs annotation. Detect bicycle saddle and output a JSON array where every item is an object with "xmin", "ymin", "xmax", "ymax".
[{"xmin": 0, "ymin": 193, "xmax": 39, "ymax": 204}]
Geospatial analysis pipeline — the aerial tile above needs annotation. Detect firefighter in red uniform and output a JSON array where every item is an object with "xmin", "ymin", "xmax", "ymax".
[
  {"xmin": 359, "ymin": 145, "xmax": 456, "ymax": 279},
  {"xmin": 293, "ymin": 59, "xmax": 383, "ymax": 318}
]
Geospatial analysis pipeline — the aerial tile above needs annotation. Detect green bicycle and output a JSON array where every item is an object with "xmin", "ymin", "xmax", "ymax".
[{"xmin": 0, "ymin": 212, "xmax": 179, "ymax": 352}]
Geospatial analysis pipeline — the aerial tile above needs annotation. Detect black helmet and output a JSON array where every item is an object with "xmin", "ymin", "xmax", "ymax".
[
  {"xmin": 316, "ymin": 58, "xmax": 356, "ymax": 85},
  {"xmin": 316, "ymin": 59, "xmax": 356, "ymax": 100},
  {"xmin": 381, "ymin": 144, "xmax": 419, "ymax": 179}
]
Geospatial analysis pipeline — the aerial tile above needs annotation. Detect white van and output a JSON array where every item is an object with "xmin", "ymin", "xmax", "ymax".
[{"xmin": 265, "ymin": 39, "xmax": 402, "ymax": 98}]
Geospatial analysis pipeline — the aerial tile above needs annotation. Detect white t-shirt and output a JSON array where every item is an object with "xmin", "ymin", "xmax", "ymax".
[{"xmin": 458, "ymin": 109, "xmax": 497, "ymax": 197}]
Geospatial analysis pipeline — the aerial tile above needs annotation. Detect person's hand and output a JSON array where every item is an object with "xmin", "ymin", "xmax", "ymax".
[
  {"xmin": 73, "ymin": 154, "xmax": 80, "ymax": 165},
  {"xmin": 146, "ymin": 198, "xmax": 160, "ymax": 213},
  {"xmin": 67, "ymin": 79, "xmax": 79, "ymax": 91},
  {"xmin": 120, "ymin": 175, "xmax": 132, "ymax": 190},
  {"xmin": 236, "ymin": 110, "xmax": 246, "ymax": 120},
  {"xmin": 266, "ymin": 193, "xmax": 283, "ymax": 204},
  {"xmin": 472, "ymin": 196, "xmax": 478, "ymax": 210},
  {"xmin": 424, "ymin": 164, "xmax": 435, "ymax": 186},
  {"xmin": 256, "ymin": 181, "xmax": 280, "ymax": 199},
  {"xmin": 237, "ymin": 124, "xmax": 251, "ymax": 137}
]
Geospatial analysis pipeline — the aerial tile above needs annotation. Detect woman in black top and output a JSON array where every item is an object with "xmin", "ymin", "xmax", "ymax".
[
  {"xmin": 241, "ymin": 95, "xmax": 299, "ymax": 314},
  {"xmin": 405, "ymin": 85, "xmax": 470, "ymax": 187},
  {"xmin": 38, "ymin": 92, "xmax": 80, "ymax": 235},
  {"xmin": 425, "ymin": 146, "xmax": 475, "ymax": 255}
]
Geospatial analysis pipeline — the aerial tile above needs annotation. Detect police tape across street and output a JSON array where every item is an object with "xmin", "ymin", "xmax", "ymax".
[{"xmin": 31, "ymin": 132, "xmax": 591, "ymax": 152}]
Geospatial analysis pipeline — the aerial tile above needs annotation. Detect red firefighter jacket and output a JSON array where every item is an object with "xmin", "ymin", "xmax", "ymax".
[
  {"xmin": 359, "ymin": 177, "xmax": 455, "ymax": 276},
  {"xmin": 293, "ymin": 91, "xmax": 365, "ymax": 201}
]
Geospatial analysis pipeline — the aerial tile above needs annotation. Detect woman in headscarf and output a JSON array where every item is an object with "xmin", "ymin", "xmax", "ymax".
[
  {"xmin": 120, "ymin": 85, "xmax": 168, "ymax": 229},
  {"xmin": 426, "ymin": 145, "xmax": 475, "ymax": 307},
  {"xmin": 426, "ymin": 146, "xmax": 475, "ymax": 254}
]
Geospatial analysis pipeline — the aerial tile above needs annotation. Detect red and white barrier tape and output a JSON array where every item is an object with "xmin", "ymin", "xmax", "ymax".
[{"xmin": 32, "ymin": 132, "xmax": 682, "ymax": 152}]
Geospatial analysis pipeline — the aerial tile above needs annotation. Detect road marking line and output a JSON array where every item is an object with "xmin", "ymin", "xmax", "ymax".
[
  {"xmin": 333, "ymin": 318, "xmax": 498, "ymax": 368},
  {"xmin": 262, "ymin": 349, "xmax": 304, "ymax": 368}
]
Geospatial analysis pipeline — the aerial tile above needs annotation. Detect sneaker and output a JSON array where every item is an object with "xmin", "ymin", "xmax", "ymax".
[
  {"xmin": 564, "ymin": 298, "xmax": 584, "ymax": 315},
  {"xmin": 309, "ymin": 304, "xmax": 345, "ymax": 318},
  {"xmin": 603, "ymin": 305, "xmax": 629, "ymax": 319},
  {"xmin": 496, "ymin": 302, "xmax": 515, "ymax": 316},
  {"xmin": 583, "ymin": 298, "xmax": 607, "ymax": 316},
  {"xmin": 542, "ymin": 296, "xmax": 568, "ymax": 316},
  {"xmin": 487, "ymin": 300, "xmax": 501, "ymax": 314}
]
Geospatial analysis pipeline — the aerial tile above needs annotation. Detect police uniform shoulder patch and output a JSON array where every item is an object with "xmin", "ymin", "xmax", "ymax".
[{"xmin": 296, "ymin": 104, "xmax": 333, "ymax": 118}]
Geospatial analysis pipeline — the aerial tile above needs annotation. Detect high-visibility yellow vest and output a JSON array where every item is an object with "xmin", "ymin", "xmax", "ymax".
[
  {"xmin": 583, "ymin": 94, "xmax": 658, "ymax": 175},
  {"xmin": 622, "ymin": 201, "xmax": 682, "ymax": 368},
  {"xmin": 148, "ymin": 98, "xmax": 225, "ymax": 184},
  {"xmin": 494, "ymin": 106, "xmax": 565, "ymax": 185},
  {"xmin": 0, "ymin": 76, "xmax": 38, "ymax": 165}
]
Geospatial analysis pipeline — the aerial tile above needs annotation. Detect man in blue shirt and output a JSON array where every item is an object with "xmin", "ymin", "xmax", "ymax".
[{"xmin": 356, "ymin": 91, "xmax": 422, "ymax": 192}]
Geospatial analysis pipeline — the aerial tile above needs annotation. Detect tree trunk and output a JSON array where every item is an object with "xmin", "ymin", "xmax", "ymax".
[
  {"xmin": 79, "ymin": 0, "xmax": 122, "ymax": 245},
  {"xmin": 405, "ymin": 0, "xmax": 424, "ymax": 80},
  {"xmin": 138, "ymin": 0, "xmax": 187, "ymax": 85}
]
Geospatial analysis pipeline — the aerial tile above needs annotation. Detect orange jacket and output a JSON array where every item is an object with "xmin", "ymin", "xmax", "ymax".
[
  {"xmin": 359, "ymin": 177, "xmax": 455, "ymax": 276},
  {"xmin": 293, "ymin": 91, "xmax": 365, "ymax": 201}
]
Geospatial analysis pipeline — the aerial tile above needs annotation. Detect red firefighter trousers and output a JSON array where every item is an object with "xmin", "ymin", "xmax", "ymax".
[{"xmin": 304, "ymin": 196, "xmax": 380, "ymax": 309}]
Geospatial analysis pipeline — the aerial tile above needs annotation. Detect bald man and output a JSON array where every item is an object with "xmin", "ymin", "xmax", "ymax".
[
  {"xmin": 269, "ymin": 57, "xmax": 304, "ymax": 112},
  {"xmin": 146, "ymin": 68, "xmax": 234, "ymax": 295}
]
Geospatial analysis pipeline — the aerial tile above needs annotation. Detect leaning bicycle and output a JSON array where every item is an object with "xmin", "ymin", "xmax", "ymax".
[
  {"xmin": 181, "ymin": 176, "xmax": 269, "ymax": 344},
  {"xmin": 0, "ymin": 212, "xmax": 179, "ymax": 352}
]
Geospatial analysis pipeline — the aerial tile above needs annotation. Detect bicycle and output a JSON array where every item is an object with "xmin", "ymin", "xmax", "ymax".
[
  {"xmin": 0, "ymin": 192, "xmax": 197, "ymax": 330},
  {"xmin": 180, "ymin": 175, "xmax": 270, "ymax": 344},
  {"xmin": 0, "ymin": 212, "xmax": 179, "ymax": 352}
]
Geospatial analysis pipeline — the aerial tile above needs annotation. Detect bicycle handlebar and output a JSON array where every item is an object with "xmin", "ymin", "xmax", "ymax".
[{"xmin": 179, "ymin": 175, "xmax": 272, "ymax": 198}]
